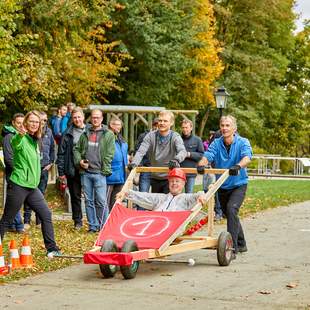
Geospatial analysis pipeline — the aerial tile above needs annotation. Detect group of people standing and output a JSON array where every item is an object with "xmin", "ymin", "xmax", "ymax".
[{"xmin": 0, "ymin": 106, "xmax": 252, "ymax": 259}]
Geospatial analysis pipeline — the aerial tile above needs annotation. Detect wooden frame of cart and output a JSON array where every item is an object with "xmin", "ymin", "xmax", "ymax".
[{"xmin": 83, "ymin": 167, "xmax": 234, "ymax": 279}]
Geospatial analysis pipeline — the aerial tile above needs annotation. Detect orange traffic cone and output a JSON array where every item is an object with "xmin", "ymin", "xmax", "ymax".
[
  {"xmin": 0, "ymin": 237, "xmax": 9, "ymax": 276},
  {"xmin": 20, "ymin": 235, "xmax": 34, "ymax": 268},
  {"xmin": 9, "ymin": 239, "xmax": 21, "ymax": 270}
]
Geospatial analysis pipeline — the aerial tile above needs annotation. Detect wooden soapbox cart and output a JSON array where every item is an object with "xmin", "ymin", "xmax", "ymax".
[{"xmin": 83, "ymin": 167, "xmax": 233, "ymax": 279}]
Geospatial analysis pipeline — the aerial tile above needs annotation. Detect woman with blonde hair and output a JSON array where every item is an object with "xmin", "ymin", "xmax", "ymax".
[{"xmin": 0, "ymin": 111, "xmax": 60, "ymax": 257}]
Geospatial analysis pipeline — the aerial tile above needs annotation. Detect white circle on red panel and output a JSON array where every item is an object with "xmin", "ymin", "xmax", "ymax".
[{"xmin": 120, "ymin": 216, "xmax": 170, "ymax": 239}]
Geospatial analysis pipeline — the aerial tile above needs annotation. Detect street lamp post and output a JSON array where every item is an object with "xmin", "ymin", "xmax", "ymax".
[{"xmin": 214, "ymin": 86, "xmax": 230, "ymax": 118}]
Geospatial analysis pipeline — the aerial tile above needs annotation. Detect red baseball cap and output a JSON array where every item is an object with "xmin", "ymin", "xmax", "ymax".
[{"xmin": 168, "ymin": 168, "xmax": 186, "ymax": 181}]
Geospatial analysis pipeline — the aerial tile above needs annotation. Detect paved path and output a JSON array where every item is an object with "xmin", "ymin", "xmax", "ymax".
[{"xmin": 1, "ymin": 201, "xmax": 310, "ymax": 310}]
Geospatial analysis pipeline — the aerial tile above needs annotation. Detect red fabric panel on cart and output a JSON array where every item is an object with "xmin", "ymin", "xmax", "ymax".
[
  {"xmin": 95, "ymin": 203, "xmax": 191, "ymax": 249},
  {"xmin": 84, "ymin": 252, "xmax": 133, "ymax": 265}
]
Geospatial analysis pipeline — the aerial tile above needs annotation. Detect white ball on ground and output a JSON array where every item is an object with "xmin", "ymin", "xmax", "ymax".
[{"xmin": 188, "ymin": 258, "xmax": 195, "ymax": 266}]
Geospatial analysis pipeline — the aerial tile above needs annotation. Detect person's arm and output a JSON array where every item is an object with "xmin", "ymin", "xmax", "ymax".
[
  {"xmin": 238, "ymin": 156, "xmax": 251, "ymax": 168},
  {"xmin": 56, "ymin": 136, "xmax": 67, "ymax": 176},
  {"xmin": 73, "ymin": 135, "xmax": 83, "ymax": 169},
  {"xmin": 48, "ymin": 131, "xmax": 56, "ymax": 165},
  {"xmin": 102, "ymin": 131, "xmax": 115, "ymax": 175},
  {"xmin": 173, "ymin": 134, "xmax": 187, "ymax": 163},
  {"xmin": 183, "ymin": 192, "xmax": 205, "ymax": 210},
  {"xmin": 228, "ymin": 138, "xmax": 252, "ymax": 175},
  {"xmin": 3, "ymin": 135, "xmax": 14, "ymax": 170},
  {"xmin": 11, "ymin": 132, "xmax": 26, "ymax": 150},
  {"xmin": 127, "ymin": 190, "xmax": 162, "ymax": 210},
  {"xmin": 131, "ymin": 132, "xmax": 152, "ymax": 166},
  {"xmin": 188, "ymin": 137, "xmax": 204, "ymax": 162}
]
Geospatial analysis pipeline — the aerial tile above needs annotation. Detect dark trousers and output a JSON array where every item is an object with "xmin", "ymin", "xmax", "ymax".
[
  {"xmin": 67, "ymin": 172, "xmax": 83, "ymax": 225},
  {"xmin": 218, "ymin": 184, "xmax": 247, "ymax": 253},
  {"xmin": 0, "ymin": 181, "xmax": 58, "ymax": 252},
  {"xmin": 107, "ymin": 184, "xmax": 123, "ymax": 211},
  {"xmin": 151, "ymin": 178, "xmax": 169, "ymax": 194},
  {"xmin": 24, "ymin": 169, "xmax": 49, "ymax": 225}
]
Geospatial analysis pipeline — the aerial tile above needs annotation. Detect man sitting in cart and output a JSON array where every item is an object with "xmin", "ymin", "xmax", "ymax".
[{"xmin": 117, "ymin": 168, "xmax": 206, "ymax": 211}]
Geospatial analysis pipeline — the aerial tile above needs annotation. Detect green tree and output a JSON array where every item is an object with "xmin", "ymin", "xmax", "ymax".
[
  {"xmin": 0, "ymin": 0, "xmax": 23, "ymax": 112},
  {"xmin": 213, "ymin": 0, "xmax": 297, "ymax": 152},
  {"xmin": 282, "ymin": 23, "xmax": 310, "ymax": 156},
  {"xmin": 2, "ymin": 0, "xmax": 128, "ymax": 116},
  {"xmin": 106, "ymin": 0, "xmax": 196, "ymax": 106}
]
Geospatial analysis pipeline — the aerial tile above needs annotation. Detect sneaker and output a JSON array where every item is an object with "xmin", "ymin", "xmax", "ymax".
[
  {"xmin": 74, "ymin": 223, "xmax": 83, "ymax": 230},
  {"xmin": 24, "ymin": 223, "xmax": 31, "ymax": 231},
  {"xmin": 87, "ymin": 229, "xmax": 97, "ymax": 234},
  {"xmin": 47, "ymin": 250, "xmax": 62, "ymax": 259},
  {"xmin": 238, "ymin": 245, "xmax": 248, "ymax": 253},
  {"xmin": 214, "ymin": 214, "xmax": 223, "ymax": 222}
]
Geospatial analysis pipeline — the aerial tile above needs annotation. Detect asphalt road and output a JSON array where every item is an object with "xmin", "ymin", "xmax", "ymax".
[{"xmin": 1, "ymin": 201, "xmax": 310, "ymax": 310}]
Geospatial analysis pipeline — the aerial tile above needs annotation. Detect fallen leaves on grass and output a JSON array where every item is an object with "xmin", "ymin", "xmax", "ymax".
[{"xmin": 0, "ymin": 220, "xmax": 94, "ymax": 283}]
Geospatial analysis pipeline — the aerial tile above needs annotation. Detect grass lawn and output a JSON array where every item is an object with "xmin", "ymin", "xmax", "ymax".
[{"xmin": 0, "ymin": 178, "xmax": 309, "ymax": 283}]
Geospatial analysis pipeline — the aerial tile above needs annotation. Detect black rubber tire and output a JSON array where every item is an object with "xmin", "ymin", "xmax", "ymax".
[
  {"xmin": 217, "ymin": 231, "xmax": 233, "ymax": 266},
  {"xmin": 120, "ymin": 240, "xmax": 140, "ymax": 280},
  {"xmin": 99, "ymin": 239, "xmax": 119, "ymax": 278}
]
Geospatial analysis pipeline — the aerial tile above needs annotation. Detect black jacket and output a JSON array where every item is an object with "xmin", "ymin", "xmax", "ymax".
[
  {"xmin": 57, "ymin": 125, "xmax": 81, "ymax": 177},
  {"xmin": 181, "ymin": 133, "xmax": 204, "ymax": 176}
]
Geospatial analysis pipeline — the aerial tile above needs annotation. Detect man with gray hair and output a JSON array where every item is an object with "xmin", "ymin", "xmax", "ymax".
[
  {"xmin": 198, "ymin": 115, "xmax": 252, "ymax": 259},
  {"xmin": 128, "ymin": 110, "xmax": 187, "ymax": 193},
  {"xmin": 180, "ymin": 119, "xmax": 204, "ymax": 193},
  {"xmin": 57, "ymin": 107, "xmax": 86, "ymax": 230},
  {"xmin": 74, "ymin": 109, "xmax": 115, "ymax": 232}
]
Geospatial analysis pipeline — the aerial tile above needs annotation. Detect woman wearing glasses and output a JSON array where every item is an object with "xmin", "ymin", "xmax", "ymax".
[
  {"xmin": 23, "ymin": 111, "xmax": 56, "ymax": 229},
  {"xmin": 0, "ymin": 110, "xmax": 60, "ymax": 257}
]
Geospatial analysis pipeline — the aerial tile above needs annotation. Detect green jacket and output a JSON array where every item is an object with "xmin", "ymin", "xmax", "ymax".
[
  {"xmin": 73, "ymin": 127, "xmax": 115, "ymax": 176},
  {"xmin": 10, "ymin": 133, "xmax": 41, "ymax": 189}
]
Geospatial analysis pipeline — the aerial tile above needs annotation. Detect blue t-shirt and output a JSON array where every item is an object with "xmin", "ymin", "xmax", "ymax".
[{"xmin": 204, "ymin": 135, "xmax": 252, "ymax": 189}]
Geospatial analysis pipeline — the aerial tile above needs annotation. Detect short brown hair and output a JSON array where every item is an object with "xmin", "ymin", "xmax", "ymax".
[
  {"xmin": 159, "ymin": 110, "xmax": 175, "ymax": 125},
  {"xmin": 181, "ymin": 119, "xmax": 193, "ymax": 127},
  {"xmin": 72, "ymin": 107, "xmax": 84, "ymax": 116},
  {"xmin": 109, "ymin": 116, "xmax": 122, "ymax": 126}
]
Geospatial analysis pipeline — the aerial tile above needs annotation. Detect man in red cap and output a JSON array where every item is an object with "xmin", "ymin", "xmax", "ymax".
[{"xmin": 118, "ymin": 168, "xmax": 205, "ymax": 211}]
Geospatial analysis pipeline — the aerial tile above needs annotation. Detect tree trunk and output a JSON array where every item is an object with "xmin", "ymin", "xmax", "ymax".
[{"xmin": 198, "ymin": 106, "xmax": 211, "ymax": 138}]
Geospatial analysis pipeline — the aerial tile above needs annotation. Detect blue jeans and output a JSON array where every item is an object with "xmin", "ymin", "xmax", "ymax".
[
  {"xmin": 203, "ymin": 173, "xmax": 215, "ymax": 192},
  {"xmin": 8, "ymin": 211, "xmax": 24, "ymax": 231},
  {"xmin": 139, "ymin": 172, "xmax": 151, "ymax": 192},
  {"xmin": 185, "ymin": 176, "xmax": 196, "ymax": 193},
  {"xmin": 81, "ymin": 172, "xmax": 109, "ymax": 231},
  {"xmin": 137, "ymin": 172, "xmax": 151, "ymax": 210}
]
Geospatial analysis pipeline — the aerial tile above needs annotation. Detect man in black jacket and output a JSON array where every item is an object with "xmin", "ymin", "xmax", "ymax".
[
  {"xmin": 56, "ymin": 107, "xmax": 85, "ymax": 230},
  {"xmin": 180, "ymin": 119, "xmax": 204, "ymax": 193},
  {"xmin": 2, "ymin": 113, "xmax": 25, "ymax": 233}
]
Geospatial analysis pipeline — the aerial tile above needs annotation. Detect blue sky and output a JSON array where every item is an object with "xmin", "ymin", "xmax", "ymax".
[{"xmin": 295, "ymin": 0, "xmax": 310, "ymax": 32}]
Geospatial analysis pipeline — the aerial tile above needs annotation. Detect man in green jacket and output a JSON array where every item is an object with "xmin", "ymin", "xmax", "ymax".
[{"xmin": 74, "ymin": 109, "xmax": 115, "ymax": 233}]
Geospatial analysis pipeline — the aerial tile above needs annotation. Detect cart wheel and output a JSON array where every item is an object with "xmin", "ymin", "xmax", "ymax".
[
  {"xmin": 120, "ymin": 240, "xmax": 139, "ymax": 280},
  {"xmin": 217, "ymin": 231, "xmax": 233, "ymax": 266},
  {"xmin": 99, "ymin": 240, "xmax": 119, "ymax": 278}
]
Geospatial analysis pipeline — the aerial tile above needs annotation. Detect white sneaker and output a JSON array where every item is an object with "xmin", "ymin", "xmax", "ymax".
[
  {"xmin": 47, "ymin": 250, "xmax": 62, "ymax": 259},
  {"xmin": 24, "ymin": 223, "xmax": 31, "ymax": 230}
]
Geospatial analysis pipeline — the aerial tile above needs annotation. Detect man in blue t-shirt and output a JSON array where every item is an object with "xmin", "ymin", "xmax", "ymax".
[{"xmin": 198, "ymin": 115, "xmax": 252, "ymax": 258}]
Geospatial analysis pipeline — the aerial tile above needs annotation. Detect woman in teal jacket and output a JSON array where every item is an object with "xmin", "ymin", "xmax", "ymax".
[{"xmin": 0, "ymin": 111, "xmax": 60, "ymax": 257}]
